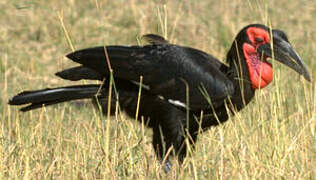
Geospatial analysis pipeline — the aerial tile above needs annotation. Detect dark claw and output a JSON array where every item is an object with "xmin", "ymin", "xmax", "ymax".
[{"xmin": 161, "ymin": 159, "xmax": 173, "ymax": 174}]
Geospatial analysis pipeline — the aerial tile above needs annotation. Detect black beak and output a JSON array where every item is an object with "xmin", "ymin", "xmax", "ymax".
[{"xmin": 257, "ymin": 38, "xmax": 311, "ymax": 82}]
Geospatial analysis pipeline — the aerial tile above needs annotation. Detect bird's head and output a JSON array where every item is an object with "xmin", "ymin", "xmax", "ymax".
[{"xmin": 228, "ymin": 24, "xmax": 310, "ymax": 89}]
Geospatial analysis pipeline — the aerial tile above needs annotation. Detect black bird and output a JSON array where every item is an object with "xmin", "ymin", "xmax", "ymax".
[{"xmin": 9, "ymin": 24, "xmax": 310, "ymax": 171}]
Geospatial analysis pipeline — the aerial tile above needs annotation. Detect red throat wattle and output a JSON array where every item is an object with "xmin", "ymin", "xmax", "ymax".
[{"xmin": 243, "ymin": 43, "xmax": 273, "ymax": 89}]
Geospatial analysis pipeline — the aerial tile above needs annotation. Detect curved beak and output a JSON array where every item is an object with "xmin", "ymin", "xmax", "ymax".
[{"xmin": 257, "ymin": 38, "xmax": 311, "ymax": 82}]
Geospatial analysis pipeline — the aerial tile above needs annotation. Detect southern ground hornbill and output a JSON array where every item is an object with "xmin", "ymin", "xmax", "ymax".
[{"xmin": 9, "ymin": 24, "xmax": 310, "ymax": 171}]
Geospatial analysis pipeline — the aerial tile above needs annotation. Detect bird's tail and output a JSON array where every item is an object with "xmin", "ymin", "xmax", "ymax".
[{"xmin": 8, "ymin": 84, "xmax": 104, "ymax": 112}]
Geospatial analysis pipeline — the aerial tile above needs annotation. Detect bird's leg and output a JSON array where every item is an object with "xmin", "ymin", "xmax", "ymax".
[
  {"xmin": 152, "ymin": 123, "xmax": 186, "ymax": 173},
  {"xmin": 177, "ymin": 129, "xmax": 198, "ymax": 164},
  {"xmin": 152, "ymin": 120, "xmax": 200, "ymax": 173},
  {"xmin": 152, "ymin": 128, "xmax": 174, "ymax": 173}
]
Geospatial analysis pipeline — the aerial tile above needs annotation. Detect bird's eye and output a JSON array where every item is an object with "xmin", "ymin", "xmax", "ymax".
[{"xmin": 255, "ymin": 37, "xmax": 264, "ymax": 43}]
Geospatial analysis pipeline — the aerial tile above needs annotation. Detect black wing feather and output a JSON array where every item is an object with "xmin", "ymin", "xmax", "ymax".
[
  {"xmin": 66, "ymin": 44, "xmax": 234, "ymax": 110},
  {"xmin": 55, "ymin": 65, "xmax": 103, "ymax": 81}
]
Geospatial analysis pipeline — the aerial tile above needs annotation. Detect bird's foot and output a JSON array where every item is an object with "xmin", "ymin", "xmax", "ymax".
[{"xmin": 160, "ymin": 159, "xmax": 173, "ymax": 174}]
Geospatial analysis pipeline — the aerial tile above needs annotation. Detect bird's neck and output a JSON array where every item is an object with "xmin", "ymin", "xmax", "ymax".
[{"xmin": 226, "ymin": 47, "xmax": 256, "ymax": 110}]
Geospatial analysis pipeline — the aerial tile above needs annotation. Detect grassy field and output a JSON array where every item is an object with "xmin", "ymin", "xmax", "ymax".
[{"xmin": 1, "ymin": 0, "xmax": 315, "ymax": 179}]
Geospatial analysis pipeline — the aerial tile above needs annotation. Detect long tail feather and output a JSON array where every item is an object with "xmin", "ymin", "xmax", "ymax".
[{"xmin": 9, "ymin": 85, "xmax": 103, "ymax": 112}]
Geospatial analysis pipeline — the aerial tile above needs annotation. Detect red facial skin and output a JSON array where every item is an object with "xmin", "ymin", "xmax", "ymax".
[{"xmin": 243, "ymin": 27, "xmax": 273, "ymax": 89}]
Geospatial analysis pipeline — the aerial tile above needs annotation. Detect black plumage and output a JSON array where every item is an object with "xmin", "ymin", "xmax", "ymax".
[{"xmin": 9, "ymin": 24, "xmax": 310, "ymax": 171}]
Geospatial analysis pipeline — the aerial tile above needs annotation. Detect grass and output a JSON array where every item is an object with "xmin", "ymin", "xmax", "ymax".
[{"xmin": 1, "ymin": 0, "xmax": 315, "ymax": 179}]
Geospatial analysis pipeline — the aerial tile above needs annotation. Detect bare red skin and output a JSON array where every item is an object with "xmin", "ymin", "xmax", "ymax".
[{"xmin": 244, "ymin": 27, "xmax": 273, "ymax": 89}]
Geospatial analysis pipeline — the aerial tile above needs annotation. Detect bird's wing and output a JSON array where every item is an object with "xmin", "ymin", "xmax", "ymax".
[
  {"xmin": 56, "ymin": 34, "xmax": 169, "ymax": 81},
  {"xmin": 65, "ymin": 44, "xmax": 234, "ymax": 110}
]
